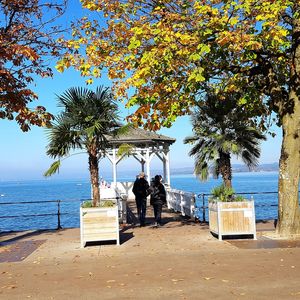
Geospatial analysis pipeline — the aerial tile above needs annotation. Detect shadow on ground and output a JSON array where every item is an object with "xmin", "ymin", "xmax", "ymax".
[{"xmin": 0, "ymin": 229, "xmax": 63, "ymax": 244}]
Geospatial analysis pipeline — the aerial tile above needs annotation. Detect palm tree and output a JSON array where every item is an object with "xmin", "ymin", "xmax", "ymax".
[
  {"xmin": 184, "ymin": 91, "xmax": 266, "ymax": 188},
  {"xmin": 44, "ymin": 86, "xmax": 120, "ymax": 206}
]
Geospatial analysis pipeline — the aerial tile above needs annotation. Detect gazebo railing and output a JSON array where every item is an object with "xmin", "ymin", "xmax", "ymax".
[{"xmin": 166, "ymin": 188, "xmax": 196, "ymax": 219}]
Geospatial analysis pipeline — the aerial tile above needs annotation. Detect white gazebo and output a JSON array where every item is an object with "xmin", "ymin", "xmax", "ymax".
[
  {"xmin": 100, "ymin": 127, "xmax": 196, "ymax": 221},
  {"xmin": 105, "ymin": 127, "xmax": 176, "ymax": 187}
]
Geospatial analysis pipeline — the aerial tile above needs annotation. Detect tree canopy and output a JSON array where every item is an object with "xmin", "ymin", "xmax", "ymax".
[
  {"xmin": 58, "ymin": 0, "xmax": 300, "ymax": 235},
  {"xmin": 45, "ymin": 86, "xmax": 120, "ymax": 206},
  {"xmin": 0, "ymin": 0, "xmax": 66, "ymax": 131},
  {"xmin": 184, "ymin": 91, "xmax": 266, "ymax": 187},
  {"xmin": 57, "ymin": 0, "xmax": 296, "ymax": 129}
]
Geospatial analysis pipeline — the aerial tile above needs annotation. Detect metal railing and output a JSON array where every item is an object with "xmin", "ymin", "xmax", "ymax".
[
  {"xmin": 0, "ymin": 196, "xmax": 127, "ymax": 232},
  {"xmin": 1, "ymin": 191, "xmax": 298, "ymax": 231},
  {"xmin": 196, "ymin": 191, "xmax": 289, "ymax": 222},
  {"xmin": 0, "ymin": 199, "xmax": 78, "ymax": 231},
  {"xmin": 166, "ymin": 189, "xmax": 281, "ymax": 222}
]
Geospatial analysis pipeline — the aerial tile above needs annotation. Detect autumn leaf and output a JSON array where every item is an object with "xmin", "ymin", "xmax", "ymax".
[
  {"xmin": 0, "ymin": 0, "xmax": 65, "ymax": 131},
  {"xmin": 203, "ymin": 277, "xmax": 214, "ymax": 280}
]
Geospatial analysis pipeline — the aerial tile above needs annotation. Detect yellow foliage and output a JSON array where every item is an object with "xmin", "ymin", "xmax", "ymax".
[
  {"xmin": 86, "ymin": 78, "xmax": 93, "ymax": 84},
  {"xmin": 59, "ymin": 0, "xmax": 293, "ymax": 129},
  {"xmin": 55, "ymin": 63, "xmax": 65, "ymax": 73}
]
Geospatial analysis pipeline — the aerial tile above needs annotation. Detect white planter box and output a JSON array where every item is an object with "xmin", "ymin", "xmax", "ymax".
[
  {"xmin": 80, "ymin": 205, "xmax": 120, "ymax": 247},
  {"xmin": 209, "ymin": 200, "xmax": 256, "ymax": 241}
]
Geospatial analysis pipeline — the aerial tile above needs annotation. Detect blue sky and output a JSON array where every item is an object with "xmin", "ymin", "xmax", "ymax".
[
  {"xmin": 0, "ymin": 66, "xmax": 283, "ymax": 181},
  {"xmin": 0, "ymin": 1, "xmax": 282, "ymax": 181}
]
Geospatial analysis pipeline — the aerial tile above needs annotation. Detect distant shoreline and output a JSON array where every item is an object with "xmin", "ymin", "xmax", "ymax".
[
  {"xmin": 0, "ymin": 163, "xmax": 279, "ymax": 182},
  {"xmin": 171, "ymin": 163, "xmax": 279, "ymax": 175},
  {"xmin": 0, "ymin": 169, "xmax": 280, "ymax": 182}
]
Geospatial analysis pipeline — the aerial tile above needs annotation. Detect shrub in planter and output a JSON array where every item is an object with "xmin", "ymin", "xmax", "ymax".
[
  {"xmin": 208, "ymin": 184, "xmax": 256, "ymax": 240},
  {"xmin": 80, "ymin": 199, "xmax": 119, "ymax": 247},
  {"xmin": 209, "ymin": 184, "xmax": 244, "ymax": 202},
  {"xmin": 81, "ymin": 199, "xmax": 115, "ymax": 208}
]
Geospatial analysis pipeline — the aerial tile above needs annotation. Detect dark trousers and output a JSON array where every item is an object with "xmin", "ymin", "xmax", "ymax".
[
  {"xmin": 153, "ymin": 203, "xmax": 163, "ymax": 225},
  {"xmin": 135, "ymin": 197, "xmax": 147, "ymax": 225}
]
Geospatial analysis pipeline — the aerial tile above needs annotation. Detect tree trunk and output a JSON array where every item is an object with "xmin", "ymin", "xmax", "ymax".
[
  {"xmin": 276, "ymin": 15, "xmax": 300, "ymax": 236},
  {"xmin": 219, "ymin": 151, "xmax": 232, "ymax": 188},
  {"xmin": 276, "ymin": 98, "xmax": 300, "ymax": 235},
  {"xmin": 88, "ymin": 147, "xmax": 100, "ymax": 207}
]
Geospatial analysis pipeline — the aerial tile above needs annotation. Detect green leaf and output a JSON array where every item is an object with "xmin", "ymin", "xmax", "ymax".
[
  {"xmin": 189, "ymin": 53, "xmax": 201, "ymax": 61},
  {"xmin": 116, "ymin": 123, "xmax": 134, "ymax": 135},
  {"xmin": 188, "ymin": 67, "xmax": 205, "ymax": 82},
  {"xmin": 85, "ymin": 116, "xmax": 93, "ymax": 122},
  {"xmin": 86, "ymin": 125, "xmax": 96, "ymax": 138},
  {"xmin": 128, "ymin": 38, "xmax": 141, "ymax": 50},
  {"xmin": 117, "ymin": 143, "xmax": 134, "ymax": 156},
  {"xmin": 199, "ymin": 44, "xmax": 211, "ymax": 54},
  {"xmin": 153, "ymin": 28, "xmax": 161, "ymax": 35},
  {"xmin": 44, "ymin": 160, "xmax": 61, "ymax": 177},
  {"xmin": 238, "ymin": 97, "xmax": 247, "ymax": 105}
]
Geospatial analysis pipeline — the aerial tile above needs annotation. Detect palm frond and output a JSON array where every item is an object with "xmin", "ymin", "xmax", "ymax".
[
  {"xmin": 194, "ymin": 161, "xmax": 209, "ymax": 181},
  {"xmin": 45, "ymin": 120, "xmax": 81, "ymax": 158},
  {"xmin": 189, "ymin": 140, "xmax": 205, "ymax": 156},
  {"xmin": 241, "ymin": 150, "xmax": 259, "ymax": 167},
  {"xmin": 44, "ymin": 160, "xmax": 61, "ymax": 177},
  {"xmin": 117, "ymin": 143, "xmax": 134, "ymax": 157},
  {"xmin": 116, "ymin": 123, "xmax": 134, "ymax": 136}
]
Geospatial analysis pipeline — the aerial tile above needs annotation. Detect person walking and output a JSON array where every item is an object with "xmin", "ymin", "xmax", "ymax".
[
  {"xmin": 150, "ymin": 175, "xmax": 166, "ymax": 227},
  {"xmin": 132, "ymin": 172, "xmax": 150, "ymax": 227}
]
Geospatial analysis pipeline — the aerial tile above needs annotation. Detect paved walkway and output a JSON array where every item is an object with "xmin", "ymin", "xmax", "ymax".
[{"xmin": 1, "ymin": 205, "xmax": 300, "ymax": 299}]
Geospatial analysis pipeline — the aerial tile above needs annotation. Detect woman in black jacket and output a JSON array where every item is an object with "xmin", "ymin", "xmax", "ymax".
[{"xmin": 150, "ymin": 175, "xmax": 166, "ymax": 227}]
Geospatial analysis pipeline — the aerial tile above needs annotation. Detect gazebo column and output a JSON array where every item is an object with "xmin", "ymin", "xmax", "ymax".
[
  {"xmin": 156, "ymin": 152, "xmax": 165, "ymax": 182},
  {"xmin": 112, "ymin": 148, "xmax": 117, "ymax": 186},
  {"xmin": 157, "ymin": 147, "xmax": 171, "ymax": 186},
  {"xmin": 133, "ymin": 152, "xmax": 146, "ymax": 174},
  {"xmin": 146, "ymin": 148, "xmax": 151, "ymax": 183},
  {"xmin": 166, "ymin": 150, "xmax": 171, "ymax": 186},
  {"xmin": 140, "ymin": 150, "xmax": 145, "ymax": 172},
  {"xmin": 163, "ymin": 154, "xmax": 167, "ymax": 185}
]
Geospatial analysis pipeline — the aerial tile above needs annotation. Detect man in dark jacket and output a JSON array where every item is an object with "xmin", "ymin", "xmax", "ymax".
[
  {"xmin": 150, "ymin": 175, "xmax": 166, "ymax": 227},
  {"xmin": 132, "ymin": 172, "xmax": 150, "ymax": 227}
]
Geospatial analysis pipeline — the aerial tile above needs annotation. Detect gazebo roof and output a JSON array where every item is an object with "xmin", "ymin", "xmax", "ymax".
[{"xmin": 107, "ymin": 127, "xmax": 176, "ymax": 147}]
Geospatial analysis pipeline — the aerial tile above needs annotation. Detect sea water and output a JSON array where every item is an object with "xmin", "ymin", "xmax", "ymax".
[{"xmin": 0, "ymin": 172, "xmax": 290, "ymax": 232}]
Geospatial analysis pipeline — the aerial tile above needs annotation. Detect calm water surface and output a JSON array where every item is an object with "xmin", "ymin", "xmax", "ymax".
[{"xmin": 0, "ymin": 172, "xmax": 289, "ymax": 232}]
